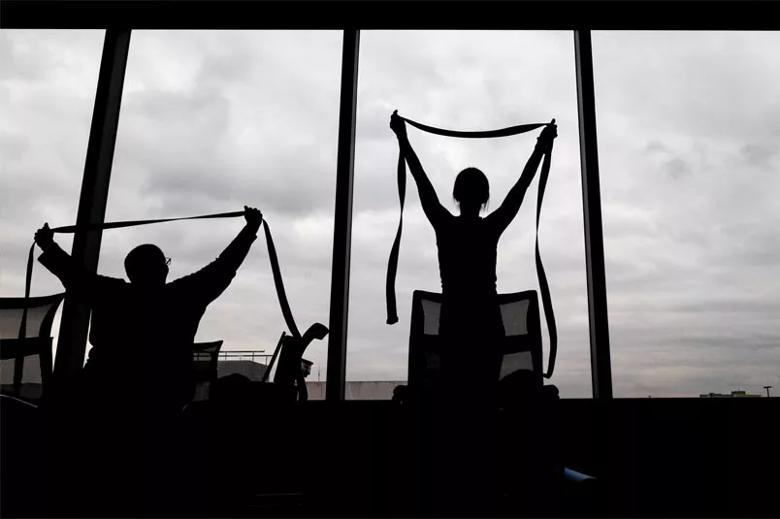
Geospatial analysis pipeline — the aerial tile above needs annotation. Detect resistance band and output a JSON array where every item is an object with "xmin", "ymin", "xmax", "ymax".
[
  {"xmin": 386, "ymin": 115, "xmax": 558, "ymax": 379},
  {"xmin": 20, "ymin": 210, "xmax": 326, "ymax": 358}
]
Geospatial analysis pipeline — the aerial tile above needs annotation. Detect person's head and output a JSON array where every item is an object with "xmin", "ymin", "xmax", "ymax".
[
  {"xmin": 124, "ymin": 244, "xmax": 169, "ymax": 286},
  {"xmin": 453, "ymin": 167, "xmax": 489, "ymax": 214}
]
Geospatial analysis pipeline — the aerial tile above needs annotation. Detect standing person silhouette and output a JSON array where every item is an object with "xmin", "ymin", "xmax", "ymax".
[
  {"xmin": 390, "ymin": 111, "xmax": 556, "ymax": 514},
  {"xmin": 33, "ymin": 205, "xmax": 263, "ymax": 515}
]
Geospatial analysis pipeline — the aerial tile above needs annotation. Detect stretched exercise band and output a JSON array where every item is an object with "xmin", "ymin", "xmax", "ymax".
[
  {"xmin": 20, "ymin": 211, "xmax": 324, "ymax": 359},
  {"xmin": 387, "ymin": 115, "xmax": 557, "ymax": 379}
]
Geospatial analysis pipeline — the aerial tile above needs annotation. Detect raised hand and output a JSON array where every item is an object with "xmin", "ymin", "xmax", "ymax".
[
  {"xmin": 390, "ymin": 110, "xmax": 407, "ymax": 138},
  {"xmin": 244, "ymin": 206, "xmax": 263, "ymax": 229},
  {"xmin": 537, "ymin": 118, "xmax": 558, "ymax": 148},
  {"xmin": 34, "ymin": 223, "xmax": 55, "ymax": 250}
]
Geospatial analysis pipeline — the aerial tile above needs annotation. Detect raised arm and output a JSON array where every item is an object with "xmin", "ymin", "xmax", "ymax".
[
  {"xmin": 488, "ymin": 120, "xmax": 557, "ymax": 232},
  {"xmin": 177, "ymin": 206, "xmax": 262, "ymax": 302},
  {"xmin": 34, "ymin": 223, "xmax": 117, "ymax": 302},
  {"xmin": 390, "ymin": 111, "xmax": 449, "ymax": 225}
]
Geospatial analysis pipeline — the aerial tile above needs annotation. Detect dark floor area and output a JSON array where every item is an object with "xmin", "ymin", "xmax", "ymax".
[{"xmin": 2, "ymin": 395, "xmax": 779, "ymax": 517}]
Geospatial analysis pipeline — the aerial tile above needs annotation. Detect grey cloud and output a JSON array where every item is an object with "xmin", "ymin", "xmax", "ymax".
[
  {"xmin": 740, "ymin": 142, "xmax": 779, "ymax": 169},
  {"xmin": 644, "ymin": 140, "xmax": 669, "ymax": 154},
  {"xmin": 593, "ymin": 32, "xmax": 780, "ymax": 144},
  {"xmin": 124, "ymin": 89, "xmax": 230, "ymax": 130},
  {"xmin": 0, "ymin": 31, "xmax": 45, "ymax": 80},
  {"xmin": 663, "ymin": 157, "xmax": 692, "ymax": 179}
]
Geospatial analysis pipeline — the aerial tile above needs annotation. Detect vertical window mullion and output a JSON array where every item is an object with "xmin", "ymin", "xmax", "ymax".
[
  {"xmin": 326, "ymin": 28, "xmax": 360, "ymax": 401},
  {"xmin": 54, "ymin": 28, "xmax": 131, "ymax": 378},
  {"xmin": 574, "ymin": 29, "xmax": 613, "ymax": 399}
]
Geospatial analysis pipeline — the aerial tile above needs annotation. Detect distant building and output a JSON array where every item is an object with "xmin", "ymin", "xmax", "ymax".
[
  {"xmin": 217, "ymin": 360, "xmax": 268, "ymax": 381},
  {"xmin": 699, "ymin": 390, "xmax": 762, "ymax": 398}
]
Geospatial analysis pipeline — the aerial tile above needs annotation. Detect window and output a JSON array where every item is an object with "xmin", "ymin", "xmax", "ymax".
[
  {"xmin": 102, "ymin": 31, "xmax": 342, "ymax": 390},
  {"xmin": 349, "ymin": 31, "xmax": 591, "ymax": 398},
  {"xmin": 595, "ymin": 31, "xmax": 780, "ymax": 397},
  {"xmin": 0, "ymin": 30, "xmax": 104, "ymax": 383}
]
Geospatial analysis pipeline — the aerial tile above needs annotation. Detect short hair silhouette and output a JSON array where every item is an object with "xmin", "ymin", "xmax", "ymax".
[
  {"xmin": 453, "ymin": 167, "xmax": 489, "ymax": 209},
  {"xmin": 124, "ymin": 244, "xmax": 169, "ymax": 285}
]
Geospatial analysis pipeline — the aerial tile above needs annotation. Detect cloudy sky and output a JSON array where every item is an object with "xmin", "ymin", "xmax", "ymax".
[{"xmin": 1, "ymin": 30, "xmax": 778, "ymax": 398}]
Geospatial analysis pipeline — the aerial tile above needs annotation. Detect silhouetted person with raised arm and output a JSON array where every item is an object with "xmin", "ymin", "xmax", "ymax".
[
  {"xmin": 34, "ymin": 205, "xmax": 263, "ymax": 413},
  {"xmin": 33, "ymin": 205, "xmax": 263, "ymax": 515},
  {"xmin": 390, "ymin": 111, "xmax": 556, "ymax": 403},
  {"xmin": 391, "ymin": 111, "xmax": 557, "ymax": 515}
]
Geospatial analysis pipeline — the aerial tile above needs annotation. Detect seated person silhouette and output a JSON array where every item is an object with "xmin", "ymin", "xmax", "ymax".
[
  {"xmin": 33, "ymin": 205, "xmax": 263, "ymax": 416},
  {"xmin": 391, "ymin": 112, "xmax": 557, "ymax": 514},
  {"xmin": 390, "ymin": 111, "xmax": 557, "ymax": 406}
]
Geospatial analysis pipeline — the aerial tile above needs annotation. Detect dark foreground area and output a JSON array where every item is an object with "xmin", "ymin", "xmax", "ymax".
[{"xmin": 2, "ymin": 394, "xmax": 779, "ymax": 517}]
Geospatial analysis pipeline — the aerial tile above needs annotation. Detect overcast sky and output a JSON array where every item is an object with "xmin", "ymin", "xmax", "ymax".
[{"xmin": 1, "ymin": 30, "xmax": 778, "ymax": 398}]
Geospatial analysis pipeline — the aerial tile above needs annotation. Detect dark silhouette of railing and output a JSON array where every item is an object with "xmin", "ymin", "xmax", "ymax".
[
  {"xmin": 193, "ymin": 349, "xmax": 271, "ymax": 364},
  {"xmin": 218, "ymin": 350, "xmax": 271, "ymax": 364}
]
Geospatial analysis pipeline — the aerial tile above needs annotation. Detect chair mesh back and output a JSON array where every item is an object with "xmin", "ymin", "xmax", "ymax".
[
  {"xmin": 0, "ymin": 294, "xmax": 64, "ymax": 397},
  {"xmin": 409, "ymin": 290, "xmax": 542, "ymax": 390},
  {"xmin": 0, "ymin": 294, "xmax": 63, "ymax": 340},
  {"xmin": 191, "ymin": 340, "xmax": 223, "ymax": 401},
  {"xmin": 0, "ymin": 305, "xmax": 53, "ymax": 340},
  {"xmin": 499, "ymin": 300, "xmax": 530, "ymax": 336},
  {"xmin": 421, "ymin": 299, "xmax": 441, "ymax": 335},
  {"xmin": 192, "ymin": 341, "xmax": 223, "ymax": 377},
  {"xmin": 499, "ymin": 351, "xmax": 534, "ymax": 379},
  {"xmin": 0, "ymin": 356, "xmax": 44, "ymax": 384}
]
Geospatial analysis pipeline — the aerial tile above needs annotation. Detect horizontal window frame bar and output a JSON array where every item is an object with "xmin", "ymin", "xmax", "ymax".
[{"xmin": 2, "ymin": 1, "xmax": 778, "ymax": 30}]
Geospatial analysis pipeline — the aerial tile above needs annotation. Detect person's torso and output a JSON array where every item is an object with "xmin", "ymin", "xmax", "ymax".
[
  {"xmin": 436, "ymin": 215, "xmax": 501, "ymax": 297},
  {"xmin": 86, "ymin": 280, "xmax": 208, "ymax": 379}
]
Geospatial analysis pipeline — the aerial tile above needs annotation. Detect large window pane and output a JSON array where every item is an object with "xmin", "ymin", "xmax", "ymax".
[
  {"xmin": 595, "ymin": 31, "xmax": 780, "ymax": 398},
  {"xmin": 0, "ymin": 30, "xmax": 104, "ymax": 384},
  {"xmin": 349, "ymin": 31, "xmax": 590, "ymax": 398},
  {"xmin": 102, "ymin": 31, "xmax": 341, "ymax": 394}
]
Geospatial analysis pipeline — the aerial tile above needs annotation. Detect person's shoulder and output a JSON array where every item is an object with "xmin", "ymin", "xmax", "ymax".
[
  {"xmin": 165, "ymin": 275, "xmax": 190, "ymax": 290},
  {"xmin": 432, "ymin": 211, "xmax": 456, "ymax": 234},
  {"xmin": 92, "ymin": 275, "xmax": 130, "ymax": 301},
  {"xmin": 166, "ymin": 270, "xmax": 206, "ymax": 294},
  {"xmin": 482, "ymin": 210, "xmax": 505, "ymax": 228}
]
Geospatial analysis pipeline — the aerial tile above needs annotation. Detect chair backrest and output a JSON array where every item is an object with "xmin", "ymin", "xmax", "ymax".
[
  {"xmin": 191, "ymin": 340, "xmax": 223, "ymax": 401},
  {"xmin": 0, "ymin": 293, "xmax": 65, "ymax": 398},
  {"xmin": 192, "ymin": 340, "xmax": 223, "ymax": 381},
  {"xmin": 408, "ymin": 290, "xmax": 543, "ymax": 395}
]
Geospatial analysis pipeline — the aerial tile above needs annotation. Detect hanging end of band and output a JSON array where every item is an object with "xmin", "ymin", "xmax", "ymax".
[
  {"xmin": 386, "ymin": 315, "xmax": 398, "ymax": 325},
  {"xmin": 543, "ymin": 350, "xmax": 557, "ymax": 379}
]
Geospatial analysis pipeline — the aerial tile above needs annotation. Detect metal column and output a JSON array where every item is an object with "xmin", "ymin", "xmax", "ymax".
[
  {"xmin": 574, "ymin": 30, "xmax": 613, "ymax": 399},
  {"xmin": 53, "ymin": 29, "xmax": 131, "ymax": 377},
  {"xmin": 326, "ymin": 29, "xmax": 360, "ymax": 401}
]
